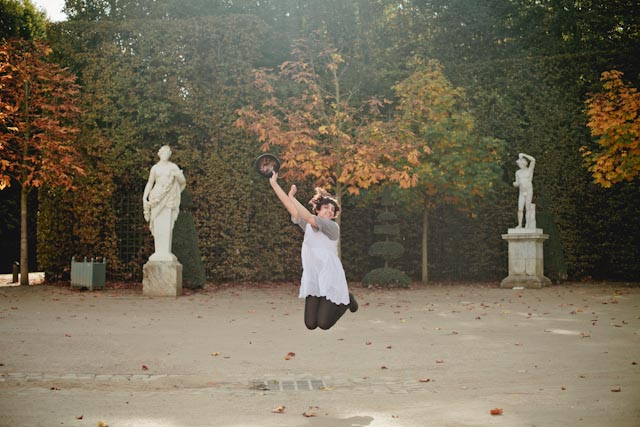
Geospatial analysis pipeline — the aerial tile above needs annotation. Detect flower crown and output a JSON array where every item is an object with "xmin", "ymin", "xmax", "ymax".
[{"xmin": 308, "ymin": 187, "xmax": 341, "ymax": 215}]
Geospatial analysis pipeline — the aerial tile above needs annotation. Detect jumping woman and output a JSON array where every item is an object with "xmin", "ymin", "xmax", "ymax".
[{"xmin": 269, "ymin": 171, "xmax": 358, "ymax": 330}]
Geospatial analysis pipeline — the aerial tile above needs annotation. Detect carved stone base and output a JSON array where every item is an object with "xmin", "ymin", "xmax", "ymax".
[
  {"xmin": 142, "ymin": 260, "xmax": 183, "ymax": 297},
  {"xmin": 501, "ymin": 228, "xmax": 551, "ymax": 289}
]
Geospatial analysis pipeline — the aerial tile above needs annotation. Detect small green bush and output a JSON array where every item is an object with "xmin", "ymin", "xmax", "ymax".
[
  {"xmin": 173, "ymin": 190, "xmax": 206, "ymax": 289},
  {"xmin": 363, "ymin": 267, "xmax": 411, "ymax": 287},
  {"xmin": 376, "ymin": 211, "xmax": 399, "ymax": 222},
  {"xmin": 368, "ymin": 241, "xmax": 405, "ymax": 260},
  {"xmin": 373, "ymin": 224, "xmax": 400, "ymax": 236}
]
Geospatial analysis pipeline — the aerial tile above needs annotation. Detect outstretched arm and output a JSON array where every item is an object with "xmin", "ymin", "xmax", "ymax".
[
  {"xmin": 269, "ymin": 172, "xmax": 299, "ymax": 220},
  {"xmin": 288, "ymin": 184, "xmax": 318, "ymax": 228}
]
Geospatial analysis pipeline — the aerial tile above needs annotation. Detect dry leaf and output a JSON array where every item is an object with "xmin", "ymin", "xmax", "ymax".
[
  {"xmin": 272, "ymin": 405, "xmax": 286, "ymax": 413},
  {"xmin": 211, "ymin": 352, "xmax": 220, "ymax": 356},
  {"xmin": 611, "ymin": 386, "xmax": 621, "ymax": 392},
  {"xmin": 489, "ymin": 408, "xmax": 503, "ymax": 415},
  {"xmin": 284, "ymin": 352, "xmax": 296, "ymax": 360},
  {"xmin": 418, "ymin": 378, "xmax": 431, "ymax": 383},
  {"xmin": 76, "ymin": 415, "xmax": 83, "ymax": 420},
  {"xmin": 98, "ymin": 421, "xmax": 110, "ymax": 427},
  {"xmin": 141, "ymin": 364, "xmax": 149, "ymax": 370},
  {"xmin": 380, "ymin": 365, "xmax": 388, "ymax": 369}
]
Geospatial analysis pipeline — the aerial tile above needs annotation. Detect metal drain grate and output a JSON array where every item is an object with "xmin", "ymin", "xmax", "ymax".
[{"xmin": 250, "ymin": 378, "xmax": 326, "ymax": 392}]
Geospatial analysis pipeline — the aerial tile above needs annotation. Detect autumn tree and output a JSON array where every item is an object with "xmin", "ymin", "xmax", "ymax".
[
  {"xmin": 582, "ymin": 70, "xmax": 640, "ymax": 187},
  {"xmin": 236, "ymin": 41, "xmax": 427, "ymax": 217},
  {"xmin": 0, "ymin": 39, "xmax": 83, "ymax": 285},
  {"xmin": 392, "ymin": 59, "xmax": 504, "ymax": 284}
]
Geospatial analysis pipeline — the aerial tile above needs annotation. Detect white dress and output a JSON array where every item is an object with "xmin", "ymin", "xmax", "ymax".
[{"xmin": 294, "ymin": 216, "xmax": 350, "ymax": 305}]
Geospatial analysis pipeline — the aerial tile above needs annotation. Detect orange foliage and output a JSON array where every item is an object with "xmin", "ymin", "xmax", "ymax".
[
  {"xmin": 583, "ymin": 70, "xmax": 640, "ymax": 187},
  {"xmin": 235, "ymin": 44, "xmax": 429, "ymax": 202},
  {"xmin": 0, "ymin": 39, "xmax": 84, "ymax": 191}
]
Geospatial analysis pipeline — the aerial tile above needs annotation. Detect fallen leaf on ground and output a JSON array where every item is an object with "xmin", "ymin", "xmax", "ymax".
[
  {"xmin": 98, "ymin": 421, "xmax": 110, "ymax": 427},
  {"xmin": 211, "ymin": 352, "xmax": 220, "ymax": 356},
  {"xmin": 611, "ymin": 386, "xmax": 621, "ymax": 392},
  {"xmin": 141, "ymin": 364, "xmax": 149, "ymax": 370},
  {"xmin": 490, "ymin": 408, "xmax": 503, "ymax": 415},
  {"xmin": 75, "ymin": 415, "xmax": 83, "ymax": 420},
  {"xmin": 272, "ymin": 405, "xmax": 286, "ymax": 413},
  {"xmin": 303, "ymin": 407, "xmax": 319, "ymax": 417},
  {"xmin": 418, "ymin": 378, "xmax": 431, "ymax": 383},
  {"xmin": 284, "ymin": 352, "xmax": 295, "ymax": 360},
  {"xmin": 380, "ymin": 365, "xmax": 388, "ymax": 369},
  {"xmin": 436, "ymin": 360, "xmax": 445, "ymax": 363}
]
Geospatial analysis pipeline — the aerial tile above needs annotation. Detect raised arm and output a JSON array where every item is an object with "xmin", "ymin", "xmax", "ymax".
[
  {"xmin": 519, "ymin": 153, "xmax": 536, "ymax": 172},
  {"xmin": 269, "ymin": 172, "xmax": 299, "ymax": 220},
  {"xmin": 288, "ymin": 184, "xmax": 318, "ymax": 228}
]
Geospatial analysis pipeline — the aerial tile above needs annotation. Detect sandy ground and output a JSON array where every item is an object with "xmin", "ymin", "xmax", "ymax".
[{"xmin": 0, "ymin": 280, "xmax": 638, "ymax": 427}]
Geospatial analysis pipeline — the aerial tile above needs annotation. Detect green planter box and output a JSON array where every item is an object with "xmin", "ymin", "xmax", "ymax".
[{"xmin": 71, "ymin": 257, "xmax": 106, "ymax": 291}]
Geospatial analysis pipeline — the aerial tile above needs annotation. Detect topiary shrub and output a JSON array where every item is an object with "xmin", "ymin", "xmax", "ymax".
[
  {"xmin": 362, "ymin": 190, "xmax": 410, "ymax": 287},
  {"xmin": 173, "ymin": 189, "xmax": 206, "ymax": 289},
  {"xmin": 368, "ymin": 241, "xmax": 405, "ymax": 260},
  {"xmin": 363, "ymin": 267, "xmax": 411, "ymax": 287}
]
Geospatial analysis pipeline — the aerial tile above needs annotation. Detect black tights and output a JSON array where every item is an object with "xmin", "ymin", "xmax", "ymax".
[{"xmin": 304, "ymin": 296, "xmax": 348, "ymax": 330}]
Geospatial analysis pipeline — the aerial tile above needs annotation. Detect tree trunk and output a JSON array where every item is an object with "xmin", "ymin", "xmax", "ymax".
[
  {"xmin": 20, "ymin": 185, "xmax": 29, "ymax": 286},
  {"xmin": 335, "ymin": 182, "xmax": 343, "ymax": 259},
  {"xmin": 421, "ymin": 202, "xmax": 429, "ymax": 284}
]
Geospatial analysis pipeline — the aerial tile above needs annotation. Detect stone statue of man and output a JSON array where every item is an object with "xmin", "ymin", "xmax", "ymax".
[
  {"xmin": 143, "ymin": 145, "xmax": 186, "ymax": 261},
  {"xmin": 513, "ymin": 152, "xmax": 536, "ymax": 229}
]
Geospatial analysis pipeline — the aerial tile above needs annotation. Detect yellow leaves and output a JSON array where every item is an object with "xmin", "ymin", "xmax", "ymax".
[{"xmin": 584, "ymin": 70, "xmax": 640, "ymax": 187}]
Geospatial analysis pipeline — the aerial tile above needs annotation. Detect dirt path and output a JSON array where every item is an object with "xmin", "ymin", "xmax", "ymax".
[{"xmin": 0, "ymin": 282, "xmax": 638, "ymax": 426}]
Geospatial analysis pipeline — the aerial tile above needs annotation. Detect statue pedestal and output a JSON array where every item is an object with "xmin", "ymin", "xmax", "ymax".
[
  {"xmin": 143, "ymin": 260, "xmax": 183, "ymax": 297},
  {"xmin": 501, "ymin": 228, "xmax": 551, "ymax": 289}
]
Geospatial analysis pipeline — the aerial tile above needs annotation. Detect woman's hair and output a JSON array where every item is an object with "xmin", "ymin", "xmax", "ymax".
[{"xmin": 309, "ymin": 187, "xmax": 341, "ymax": 217}]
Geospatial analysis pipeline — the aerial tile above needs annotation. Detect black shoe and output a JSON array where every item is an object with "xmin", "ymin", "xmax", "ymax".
[{"xmin": 349, "ymin": 292, "xmax": 358, "ymax": 313}]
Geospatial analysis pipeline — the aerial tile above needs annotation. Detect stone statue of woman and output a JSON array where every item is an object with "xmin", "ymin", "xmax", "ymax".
[{"xmin": 143, "ymin": 145, "xmax": 186, "ymax": 261}]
